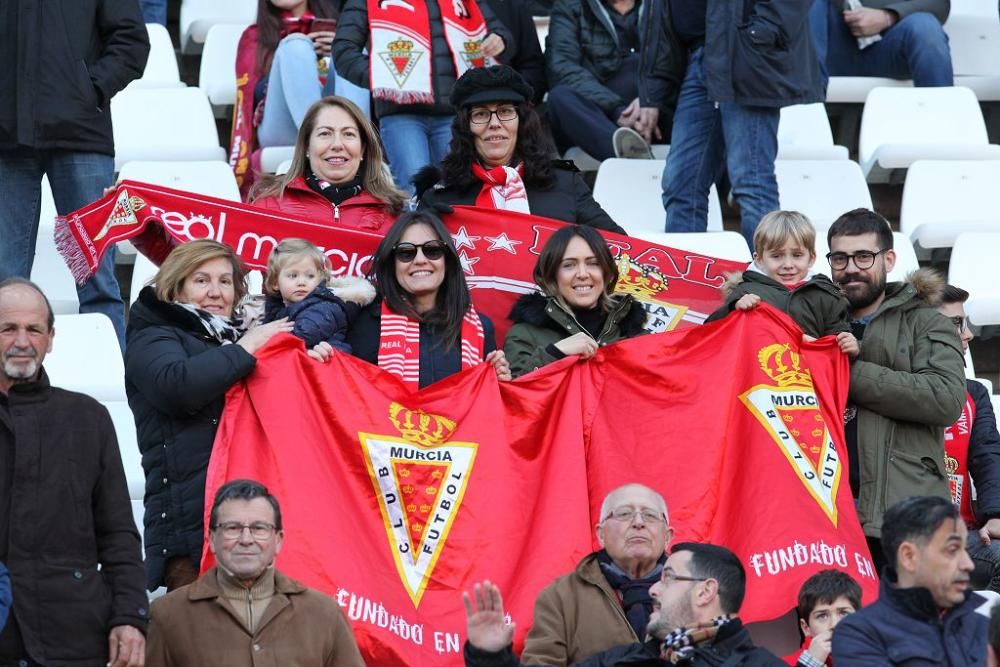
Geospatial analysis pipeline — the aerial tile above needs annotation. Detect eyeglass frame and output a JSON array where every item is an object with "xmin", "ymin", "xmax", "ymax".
[
  {"xmin": 469, "ymin": 105, "xmax": 519, "ymax": 125},
  {"xmin": 212, "ymin": 521, "xmax": 278, "ymax": 541},
  {"xmin": 601, "ymin": 507, "xmax": 667, "ymax": 524},
  {"xmin": 393, "ymin": 241, "xmax": 449, "ymax": 263},
  {"xmin": 661, "ymin": 570, "xmax": 711, "ymax": 584},
  {"xmin": 825, "ymin": 248, "xmax": 888, "ymax": 271}
]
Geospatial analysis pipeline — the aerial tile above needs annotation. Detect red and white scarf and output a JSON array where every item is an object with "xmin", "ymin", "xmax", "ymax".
[
  {"xmin": 945, "ymin": 390, "xmax": 977, "ymax": 527},
  {"xmin": 367, "ymin": 0, "xmax": 495, "ymax": 104},
  {"xmin": 471, "ymin": 162, "xmax": 530, "ymax": 213},
  {"xmin": 376, "ymin": 301, "xmax": 485, "ymax": 388}
]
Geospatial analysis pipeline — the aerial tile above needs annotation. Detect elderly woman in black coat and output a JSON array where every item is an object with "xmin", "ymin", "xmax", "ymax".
[
  {"xmin": 415, "ymin": 65, "xmax": 625, "ymax": 234},
  {"xmin": 124, "ymin": 240, "xmax": 291, "ymax": 591}
]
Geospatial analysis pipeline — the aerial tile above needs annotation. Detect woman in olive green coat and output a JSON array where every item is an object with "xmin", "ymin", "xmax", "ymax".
[{"xmin": 504, "ymin": 225, "xmax": 647, "ymax": 378}]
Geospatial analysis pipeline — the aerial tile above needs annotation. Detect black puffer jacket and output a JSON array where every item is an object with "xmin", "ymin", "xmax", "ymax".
[
  {"xmin": 124, "ymin": 287, "xmax": 257, "ymax": 591},
  {"xmin": 642, "ymin": 0, "xmax": 823, "ymax": 107},
  {"xmin": 331, "ymin": 0, "xmax": 514, "ymax": 119},
  {"xmin": 0, "ymin": 0, "xmax": 149, "ymax": 154},
  {"xmin": 414, "ymin": 163, "xmax": 626, "ymax": 234},
  {"xmin": 546, "ymin": 0, "xmax": 677, "ymax": 114}
]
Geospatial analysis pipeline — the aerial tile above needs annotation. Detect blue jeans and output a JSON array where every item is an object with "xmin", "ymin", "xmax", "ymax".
[
  {"xmin": 379, "ymin": 113, "xmax": 453, "ymax": 196},
  {"xmin": 257, "ymin": 35, "xmax": 372, "ymax": 147},
  {"xmin": 139, "ymin": 0, "xmax": 167, "ymax": 26},
  {"xmin": 0, "ymin": 148, "xmax": 125, "ymax": 351},
  {"xmin": 809, "ymin": 0, "xmax": 953, "ymax": 87},
  {"xmin": 661, "ymin": 48, "xmax": 779, "ymax": 248}
]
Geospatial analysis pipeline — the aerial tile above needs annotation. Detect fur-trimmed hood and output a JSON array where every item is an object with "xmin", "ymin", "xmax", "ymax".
[
  {"xmin": 508, "ymin": 291, "xmax": 647, "ymax": 337},
  {"xmin": 903, "ymin": 267, "xmax": 946, "ymax": 306}
]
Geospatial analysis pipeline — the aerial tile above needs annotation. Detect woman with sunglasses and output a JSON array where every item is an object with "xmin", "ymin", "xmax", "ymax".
[
  {"xmin": 313, "ymin": 211, "xmax": 511, "ymax": 386},
  {"xmin": 413, "ymin": 65, "xmax": 625, "ymax": 234}
]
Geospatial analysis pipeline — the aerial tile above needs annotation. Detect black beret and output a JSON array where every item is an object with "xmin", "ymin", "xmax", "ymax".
[{"xmin": 450, "ymin": 65, "xmax": 535, "ymax": 108}]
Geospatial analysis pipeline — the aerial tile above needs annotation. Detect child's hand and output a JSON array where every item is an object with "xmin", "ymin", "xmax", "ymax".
[
  {"xmin": 307, "ymin": 341, "xmax": 335, "ymax": 362},
  {"xmin": 837, "ymin": 331, "xmax": 860, "ymax": 359},
  {"xmin": 734, "ymin": 294, "xmax": 761, "ymax": 311}
]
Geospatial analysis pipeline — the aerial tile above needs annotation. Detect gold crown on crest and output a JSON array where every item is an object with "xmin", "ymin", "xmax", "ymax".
[
  {"xmin": 389, "ymin": 402, "xmax": 455, "ymax": 447},
  {"xmin": 944, "ymin": 454, "xmax": 960, "ymax": 475},
  {"xmin": 387, "ymin": 39, "xmax": 414, "ymax": 53},
  {"xmin": 758, "ymin": 343, "xmax": 812, "ymax": 387},
  {"xmin": 615, "ymin": 254, "xmax": 668, "ymax": 299},
  {"xmin": 463, "ymin": 40, "xmax": 482, "ymax": 54}
]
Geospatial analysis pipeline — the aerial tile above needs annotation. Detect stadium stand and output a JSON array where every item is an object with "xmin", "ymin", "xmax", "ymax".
[
  {"xmin": 128, "ymin": 23, "xmax": 184, "ymax": 89},
  {"xmin": 629, "ymin": 231, "xmax": 752, "ymax": 263},
  {"xmin": 774, "ymin": 160, "xmax": 873, "ymax": 230},
  {"xmin": 945, "ymin": 17, "xmax": 1000, "ymax": 101},
  {"xmin": 179, "ymin": 0, "xmax": 256, "ymax": 54},
  {"xmin": 117, "ymin": 160, "xmax": 242, "ymax": 201},
  {"xmin": 198, "ymin": 23, "xmax": 248, "ymax": 112},
  {"xmin": 44, "ymin": 314, "xmax": 127, "ymax": 402},
  {"xmin": 776, "ymin": 103, "xmax": 849, "ymax": 160},
  {"xmin": 950, "ymin": 232, "xmax": 1000, "ymax": 327}
]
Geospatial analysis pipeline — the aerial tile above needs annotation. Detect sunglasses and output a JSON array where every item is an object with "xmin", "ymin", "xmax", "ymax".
[{"xmin": 393, "ymin": 241, "xmax": 448, "ymax": 263}]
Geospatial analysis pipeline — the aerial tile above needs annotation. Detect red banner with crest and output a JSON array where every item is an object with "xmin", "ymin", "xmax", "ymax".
[
  {"xmin": 54, "ymin": 180, "xmax": 746, "ymax": 342},
  {"xmin": 203, "ymin": 305, "xmax": 878, "ymax": 666}
]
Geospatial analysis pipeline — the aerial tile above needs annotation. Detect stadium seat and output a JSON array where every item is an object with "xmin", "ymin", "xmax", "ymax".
[
  {"xmin": 629, "ymin": 231, "xmax": 752, "ymax": 263},
  {"xmin": 535, "ymin": 16, "xmax": 549, "ymax": 52},
  {"xmin": 103, "ymin": 401, "xmax": 144, "ymax": 500},
  {"xmin": 111, "ymin": 87, "xmax": 227, "ymax": 171},
  {"xmin": 593, "ymin": 159, "xmax": 724, "ymax": 234},
  {"xmin": 130, "ymin": 253, "xmax": 159, "ymax": 306},
  {"xmin": 813, "ymin": 232, "xmax": 919, "ymax": 283},
  {"xmin": 776, "ymin": 104, "xmax": 849, "ymax": 160},
  {"xmin": 117, "ymin": 161, "xmax": 242, "ymax": 201},
  {"xmin": 260, "ymin": 146, "xmax": 296, "ymax": 174},
  {"xmin": 180, "ymin": 0, "xmax": 256, "ymax": 54},
  {"xmin": 129, "ymin": 23, "xmax": 183, "ymax": 89},
  {"xmin": 826, "ymin": 76, "xmax": 911, "ymax": 104},
  {"xmin": 950, "ymin": 232, "xmax": 1000, "ymax": 326},
  {"xmin": 950, "ymin": 0, "xmax": 1000, "ymax": 17},
  {"xmin": 31, "ymin": 226, "xmax": 80, "ymax": 316},
  {"xmin": 858, "ymin": 86, "xmax": 1000, "ymax": 182},
  {"xmin": 945, "ymin": 17, "xmax": 1000, "ymax": 101},
  {"xmin": 198, "ymin": 23, "xmax": 248, "ymax": 109},
  {"xmin": 45, "ymin": 314, "xmax": 125, "ymax": 402},
  {"xmin": 275, "ymin": 159, "xmax": 293, "ymax": 175},
  {"xmin": 774, "ymin": 160, "xmax": 873, "ymax": 230},
  {"xmin": 899, "ymin": 160, "xmax": 1000, "ymax": 250}
]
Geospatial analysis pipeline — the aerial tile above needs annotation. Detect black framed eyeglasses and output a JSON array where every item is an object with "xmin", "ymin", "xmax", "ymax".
[
  {"xmin": 470, "ymin": 106, "xmax": 518, "ymax": 125},
  {"xmin": 825, "ymin": 248, "xmax": 887, "ymax": 271},
  {"xmin": 393, "ymin": 241, "xmax": 448, "ymax": 263},
  {"xmin": 213, "ymin": 522, "xmax": 276, "ymax": 541},
  {"xmin": 662, "ymin": 571, "xmax": 710, "ymax": 584}
]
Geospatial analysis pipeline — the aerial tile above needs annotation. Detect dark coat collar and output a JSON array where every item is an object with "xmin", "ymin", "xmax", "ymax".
[
  {"xmin": 879, "ymin": 566, "xmax": 975, "ymax": 623},
  {"xmin": 508, "ymin": 291, "xmax": 647, "ymax": 337},
  {"xmin": 130, "ymin": 285, "xmax": 221, "ymax": 342}
]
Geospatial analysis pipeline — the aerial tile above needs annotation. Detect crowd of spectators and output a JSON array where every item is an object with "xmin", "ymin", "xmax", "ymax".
[{"xmin": 3, "ymin": 0, "xmax": 1000, "ymax": 663}]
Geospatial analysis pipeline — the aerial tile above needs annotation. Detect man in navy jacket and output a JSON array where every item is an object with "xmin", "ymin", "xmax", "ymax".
[{"xmin": 832, "ymin": 496, "xmax": 989, "ymax": 666}]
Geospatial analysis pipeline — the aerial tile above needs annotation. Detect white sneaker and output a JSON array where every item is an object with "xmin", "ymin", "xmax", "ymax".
[{"xmin": 613, "ymin": 127, "xmax": 653, "ymax": 159}]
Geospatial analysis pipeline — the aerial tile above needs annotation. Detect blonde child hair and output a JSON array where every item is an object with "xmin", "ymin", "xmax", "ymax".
[
  {"xmin": 753, "ymin": 210, "xmax": 817, "ymax": 257},
  {"xmin": 264, "ymin": 238, "xmax": 331, "ymax": 296}
]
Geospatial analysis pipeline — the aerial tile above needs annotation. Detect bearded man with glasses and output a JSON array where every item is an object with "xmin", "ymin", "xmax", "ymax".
[
  {"xmin": 826, "ymin": 208, "xmax": 965, "ymax": 575},
  {"xmin": 145, "ymin": 479, "xmax": 365, "ymax": 666},
  {"xmin": 511, "ymin": 483, "xmax": 673, "ymax": 665}
]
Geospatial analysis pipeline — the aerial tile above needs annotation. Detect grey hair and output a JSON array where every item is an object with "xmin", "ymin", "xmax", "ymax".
[{"xmin": 598, "ymin": 483, "xmax": 668, "ymax": 523}]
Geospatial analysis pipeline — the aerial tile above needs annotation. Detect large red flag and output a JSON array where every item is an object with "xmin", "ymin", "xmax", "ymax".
[{"xmin": 205, "ymin": 305, "xmax": 877, "ymax": 665}]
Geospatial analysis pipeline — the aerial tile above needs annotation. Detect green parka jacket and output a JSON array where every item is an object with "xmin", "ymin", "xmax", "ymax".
[
  {"xmin": 504, "ymin": 292, "xmax": 647, "ymax": 379},
  {"xmin": 851, "ymin": 268, "xmax": 966, "ymax": 538}
]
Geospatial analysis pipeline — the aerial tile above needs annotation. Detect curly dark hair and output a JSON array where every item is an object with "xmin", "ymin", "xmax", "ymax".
[{"xmin": 440, "ymin": 102, "xmax": 556, "ymax": 191}]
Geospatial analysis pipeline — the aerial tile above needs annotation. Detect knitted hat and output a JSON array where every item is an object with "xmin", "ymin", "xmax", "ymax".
[{"xmin": 450, "ymin": 65, "xmax": 534, "ymax": 108}]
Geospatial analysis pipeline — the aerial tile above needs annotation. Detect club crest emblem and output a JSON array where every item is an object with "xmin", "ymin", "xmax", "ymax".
[
  {"xmin": 740, "ymin": 343, "xmax": 842, "ymax": 525},
  {"xmin": 93, "ymin": 189, "xmax": 147, "ymax": 241},
  {"xmin": 459, "ymin": 40, "xmax": 486, "ymax": 69},
  {"xmin": 614, "ymin": 253, "xmax": 687, "ymax": 332},
  {"xmin": 379, "ymin": 38, "xmax": 422, "ymax": 87},
  {"xmin": 359, "ymin": 402, "xmax": 478, "ymax": 607},
  {"xmin": 945, "ymin": 454, "xmax": 963, "ymax": 506}
]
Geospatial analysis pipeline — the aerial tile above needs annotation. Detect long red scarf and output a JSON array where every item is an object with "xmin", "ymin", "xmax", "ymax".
[
  {"xmin": 471, "ymin": 162, "xmax": 529, "ymax": 213},
  {"xmin": 376, "ymin": 301, "xmax": 485, "ymax": 387},
  {"xmin": 945, "ymin": 390, "xmax": 977, "ymax": 526},
  {"xmin": 366, "ymin": 0, "xmax": 494, "ymax": 104}
]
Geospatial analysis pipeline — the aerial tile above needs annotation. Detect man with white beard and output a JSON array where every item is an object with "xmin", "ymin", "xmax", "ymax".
[{"xmin": 0, "ymin": 278, "xmax": 147, "ymax": 666}]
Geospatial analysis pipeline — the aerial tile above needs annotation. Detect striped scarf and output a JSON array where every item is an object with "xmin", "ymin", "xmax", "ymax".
[
  {"xmin": 660, "ymin": 615, "xmax": 733, "ymax": 664},
  {"xmin": 377, "ymin": 301, "xmax": 485, "ymax": 388}
]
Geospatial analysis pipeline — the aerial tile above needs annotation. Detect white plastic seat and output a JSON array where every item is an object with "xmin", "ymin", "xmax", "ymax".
[
  {"xmin": 31, "ymin": 227, "xmax": 80, "ymax": 316},
  {"xmin": 129, "ymin": 23, "xmax": 183, "ymax": 89},
  {"xmin": 858, "ymin": 86, "xmax": 1000, "ymax": 182},
  {"xmin": 45, "ymin": 314, "xmax": 125, "ymax": 402},
  {"xmin": 826, "ymin": 76, "xmax": 911, "ymax": 104},
  {"xmin": 198, "ymin": 23, "xmax": 248, "ymax": 108},
  {"xmin": 260, "ymin": 146, "xmax": 296, "ymax": 174},
  {"xmin": 629, "ymin": 231, "xmax": 751, "ymax": 263},
  {"xmin": 950, "ymin": 232, "xmax": 1000, "ymax": 326},
  {"xmin": 180, "ymin": 0, "xmax": 256, "ymax": 54},
  {"xmin": 103, "ymin": 401, "xmax": 144, "ymax": 500},
  {"xmin": 111, "ymin": 88, "xmax": 226, "ymax": 170},
  {"xmin": 275, "ymin": 159, "xmax": 293, "ymax": 175},
  {"xmin": 950, "ymin": 0, "xmax": 1000, "ymax": 17},
  {"xmin": 535, "ymin": 16, "xmax": 549, "ymax": 52},
  {"xmin": 776, "ymin": 104, "xmax": 848, "ymax": 160},
  {"xmin": 130, "ymin": 253, "xmax": 160, "ymax": 306},
  {"xmin": 774, "ymin": 160, "xmax": 872, "ymax": 230},
  {"xmin": 813, "ymin": 232, "xmax": 919, "ymax": 284},
  {"xmin": 899, "ymin": 160, "xmax": 1000, "ymax": 250},
  {"xmin": 945, "ymin": 17, "xmax": 1000, "ymax": 101},
  {"xmin": 593, "ymin": 158, "xmax": 723, "ymax": 235},
  {"xmin": 117, "ymin": 161, "xmax": 241, "ymax": 201}
]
